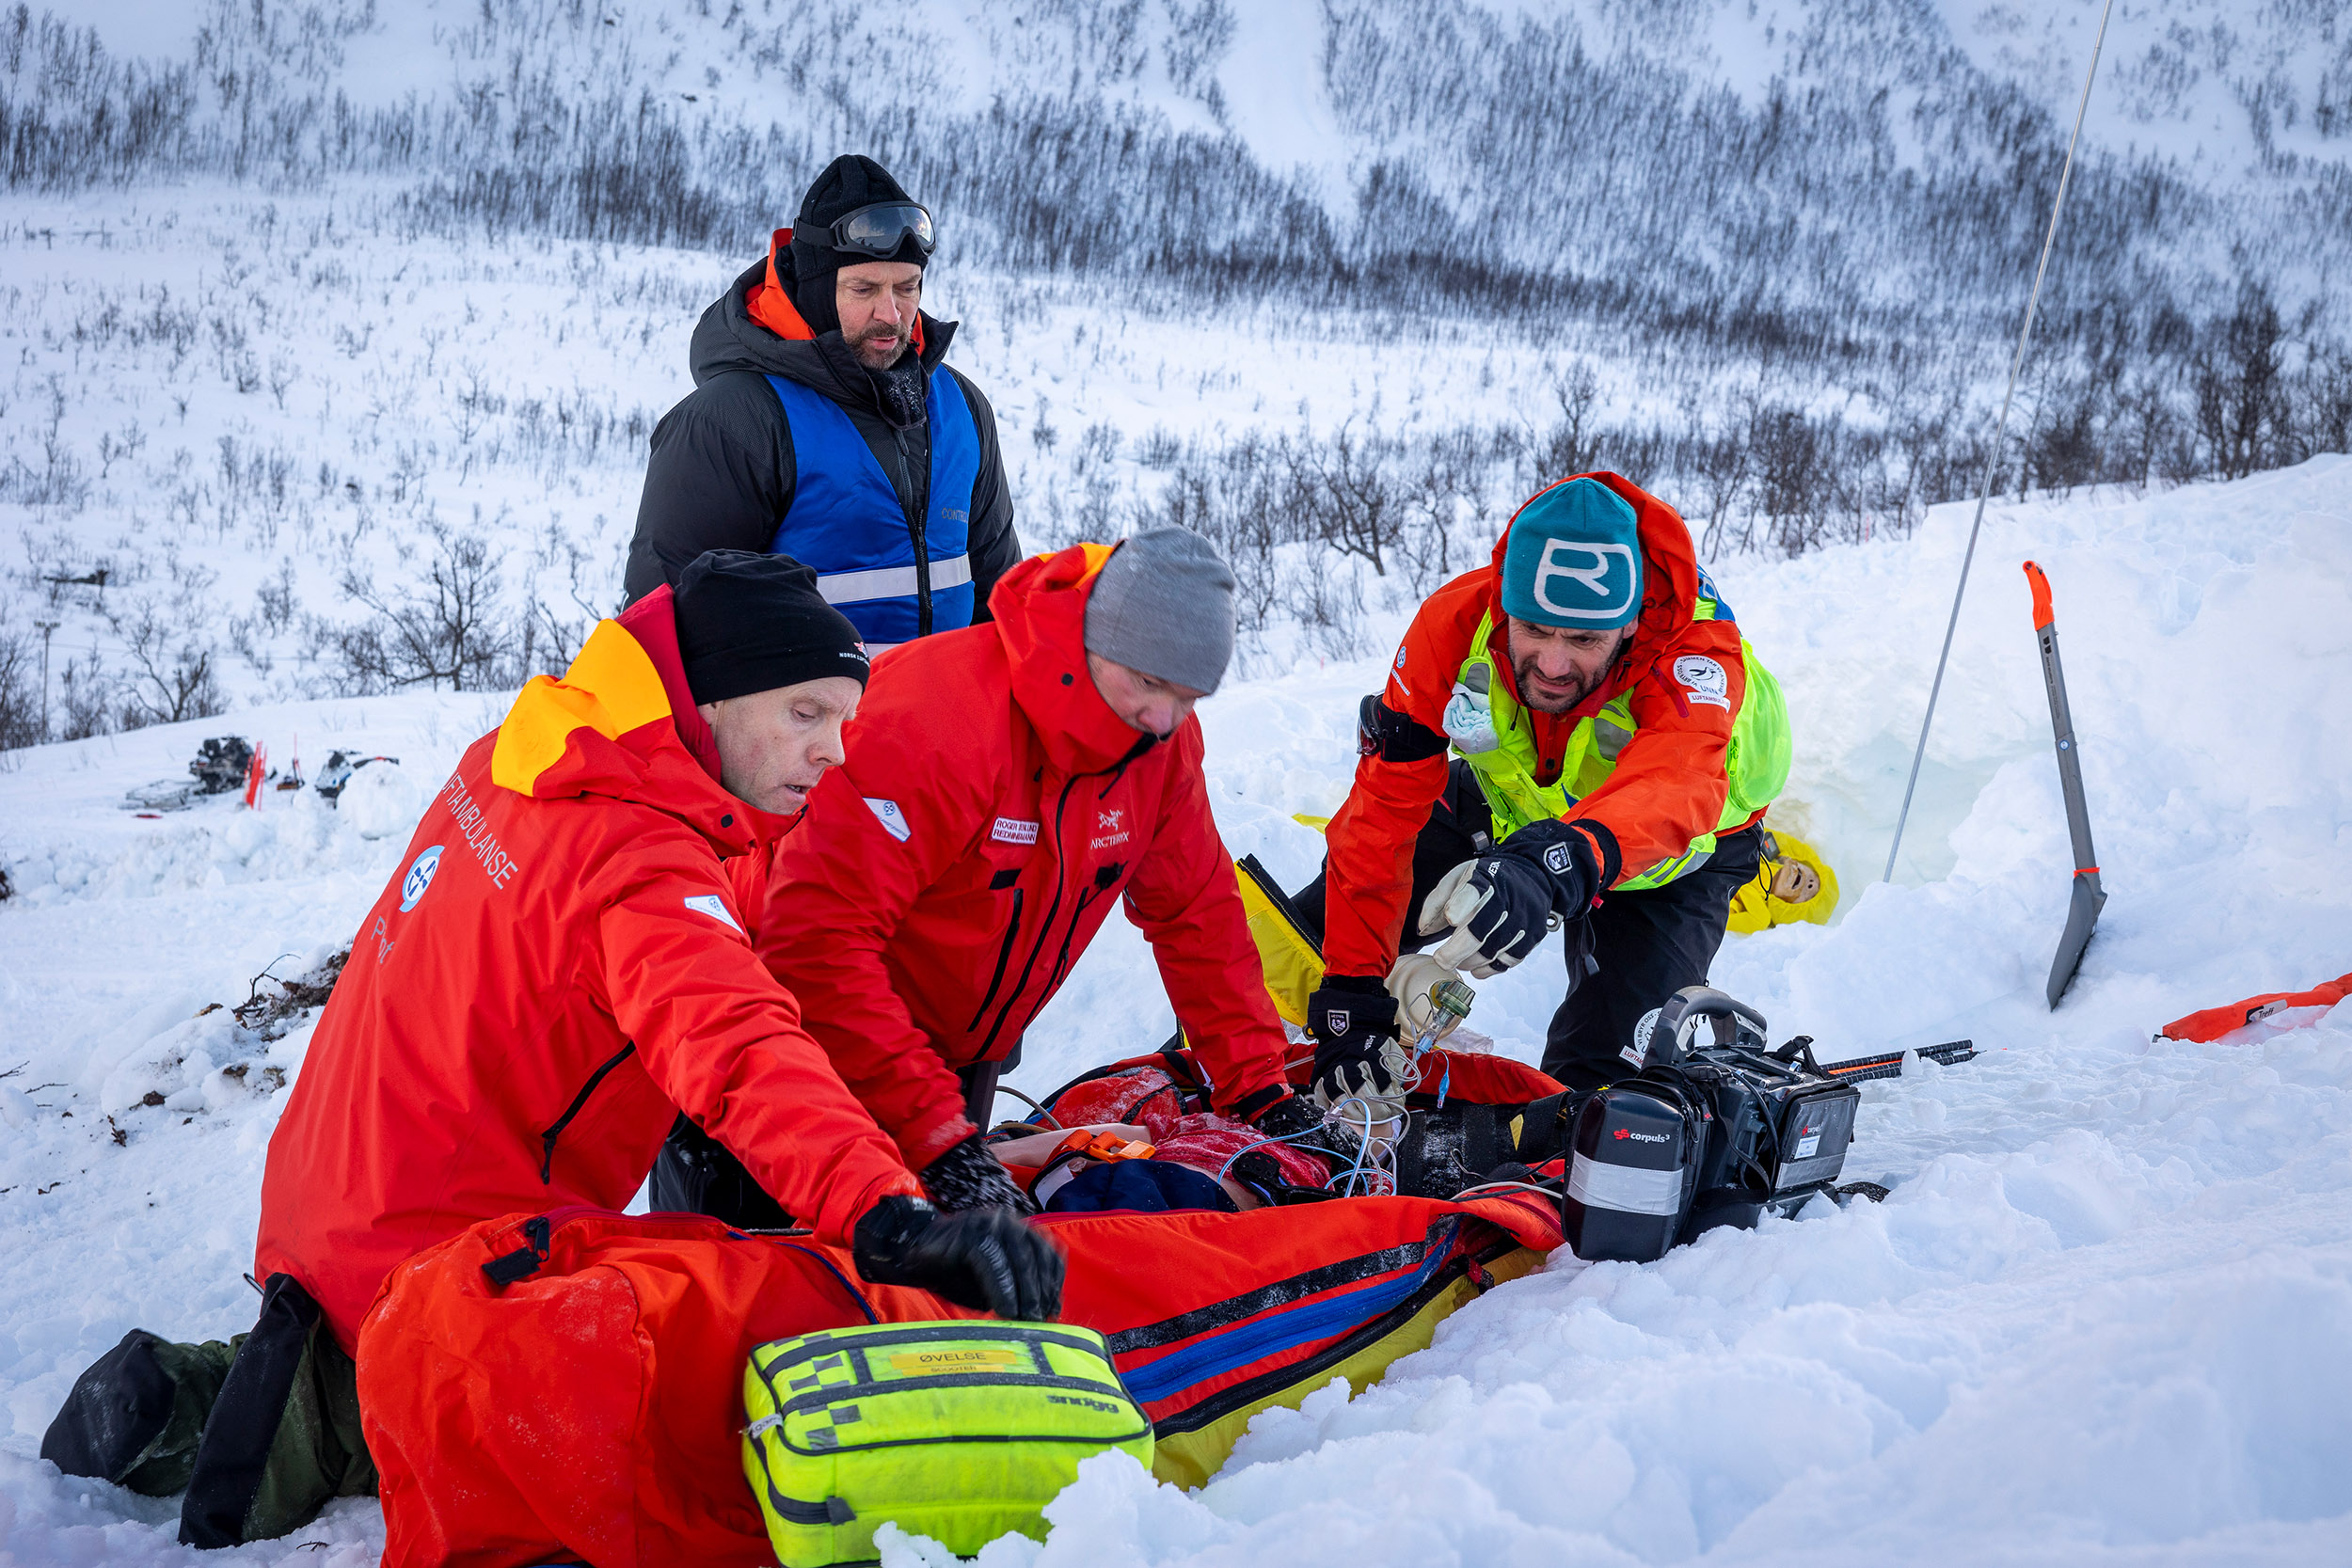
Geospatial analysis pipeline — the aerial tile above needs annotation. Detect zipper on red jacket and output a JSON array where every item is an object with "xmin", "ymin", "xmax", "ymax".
[
  {"xmin": 977, "ymin": 736, "xmax": 1155, "ymax": 1057},
  {"xmin": 978, "ymin": 776, "xmax": 1080, "ymax": 1055},
  {"xmin": 538, "ymin": 1041, "xmax": 640, "ymax": 1183},
  {"xmin": 966, "ymin": 880, "xmax": 1025, "ymax": 1032},
  {"xmin": 1022, "ymin": 863, "xmax": 1123, "ymax": 1036},
  {"xmin": 1650, "ymin": 654, "xmax": 1692, "ymax": 718}
]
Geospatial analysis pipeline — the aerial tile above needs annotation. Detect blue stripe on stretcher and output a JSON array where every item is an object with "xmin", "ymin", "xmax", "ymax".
[{"xmin": 1117, "ymin": 1220, "xmax": 1460, "ymax": 1405}]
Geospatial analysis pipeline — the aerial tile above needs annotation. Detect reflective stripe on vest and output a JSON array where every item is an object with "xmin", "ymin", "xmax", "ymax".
[
  {"xmin": 763, "ymin": 368, "xmax": 981, "ymax": 645},
  {"xmin": 811, "ymin": 552, "xmax": 975, "ymax": 609},
  {"xmin": 1452, "ymin": 607, "xmax": 1790, "ymax": 891}
]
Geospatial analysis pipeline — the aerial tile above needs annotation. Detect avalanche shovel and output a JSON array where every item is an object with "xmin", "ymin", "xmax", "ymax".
[{"xmin": 2024, "ymin": 562, "xmax": 2105, "ymax": 1007}]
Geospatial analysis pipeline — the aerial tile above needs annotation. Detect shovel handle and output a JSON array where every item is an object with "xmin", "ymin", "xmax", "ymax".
[{"xmin": 2023, "ymin": 561, "xmax": 2054, "ymax": 629}]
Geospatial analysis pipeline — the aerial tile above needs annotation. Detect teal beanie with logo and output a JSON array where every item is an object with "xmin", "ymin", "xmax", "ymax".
[{"xmin": 1498, "ymin": 478, "xmax": 1645, "ymax": 630}]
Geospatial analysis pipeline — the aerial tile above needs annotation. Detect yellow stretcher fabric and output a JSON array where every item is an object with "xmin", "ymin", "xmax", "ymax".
[{"xmin": 1237, "ymin": 862, "xmax": 1325, "ymax": 1025}]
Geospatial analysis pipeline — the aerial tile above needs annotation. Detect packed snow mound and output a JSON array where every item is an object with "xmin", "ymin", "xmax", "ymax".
[
  {"xmin": 331, "ymin": 760, "xmax": 430, "ymax": 842},
  {"xmin": 2, "ymin": 463, "xmax": 2350, "ymax": 1565}
]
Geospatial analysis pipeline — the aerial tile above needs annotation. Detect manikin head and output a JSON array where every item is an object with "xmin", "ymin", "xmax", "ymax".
[
  {"xmin": 1082, "ymin": 529, "xmax": 1239, "ymax": 740},
  {"xmin": 1496, "ymin": 476, "xmax": 1645, "ymax": 716},
  {"xmin": 673, "ymin": 550, "xmax": 872, "ymax": 813}
]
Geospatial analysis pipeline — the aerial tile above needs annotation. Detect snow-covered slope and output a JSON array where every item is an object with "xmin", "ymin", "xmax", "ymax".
[
  {"xmin": 4, "ymin": 458, "xmax": 2347, "ymax": 1565},
  {"xmin": 8, "ymin": 0, "xmax": 2348, "ymax": 739}
]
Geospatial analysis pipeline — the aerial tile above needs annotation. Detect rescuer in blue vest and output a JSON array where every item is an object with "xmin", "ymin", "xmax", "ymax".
[{"xmin": 622, "ymin": 155, "xmax": 1021, "ymax": 645}]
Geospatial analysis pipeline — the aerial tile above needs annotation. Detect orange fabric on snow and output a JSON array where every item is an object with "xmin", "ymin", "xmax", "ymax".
[
  {"xmin": 360, "ymin": 1209, "xmax": 954, "ymax": 1568},
  {"xmin": 1322, "ymin": 471, "xmax": 1758, "ymax": 979},
  {"xmin": 2160, "ymin": 973, "xmax": 2352, "ymax": 1043},
  {"xmin": 255, "ymin": 588, "xmax": 920, "ymax": 1352}
]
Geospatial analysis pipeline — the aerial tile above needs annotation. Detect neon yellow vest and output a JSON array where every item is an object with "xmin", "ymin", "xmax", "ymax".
[{"xmin": 1449, "ymin": 608, "xmax": 1790, "ymax": 891}]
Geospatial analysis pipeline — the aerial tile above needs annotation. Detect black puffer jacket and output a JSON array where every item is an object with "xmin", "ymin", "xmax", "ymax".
[{"xmin": 621, "ymin": 255, "xmax": 1021, "ymax": 626}]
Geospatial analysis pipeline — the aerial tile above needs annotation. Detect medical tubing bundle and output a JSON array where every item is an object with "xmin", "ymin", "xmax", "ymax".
[{"xmin": 1215, "ymin": 1093, "xmax": 1406, "ymax": 1199}]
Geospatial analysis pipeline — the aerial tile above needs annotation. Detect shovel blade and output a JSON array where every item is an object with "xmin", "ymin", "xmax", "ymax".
[{"xmin": 2045, "ymin": 873, "xmax": 2106, "ymax": 1009}]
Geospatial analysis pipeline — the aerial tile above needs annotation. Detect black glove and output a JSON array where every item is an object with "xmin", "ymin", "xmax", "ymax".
[
  {"xmin": 1307, "ymin": 977, "xmax": 1399, "ymax": 1101},
  {"xmin": 1249, "ymin": 1087, "xmax": 1364, "ymax": 1176},
  {"xmin": 1432, "ymin": 822, "xmax": 1604, "ymax": 977},
  {"xmin": 1230, "ymin": 1149, "xmax": 1343, "ymax": 1206},
  {"xmin": 852, "ymin": 1195, "xmax": 1064, "ymax": 1321},
  {"xmin": 920, "ymin": 1134, "xmax": 1033, "ymax": 1214}
]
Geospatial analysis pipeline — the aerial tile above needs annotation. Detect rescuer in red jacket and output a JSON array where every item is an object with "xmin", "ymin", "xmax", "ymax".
[
  {"xmin": 42, "ymin": 553, "xmax": 1061, "ymax": 1549},
  {"xmin": 731, "ymin": 529, "xmax": 1329, "ymax": 1212},
  {"xmin": 1297, "ymin": 475, "xmax": 1792, "ymax": 1094}
]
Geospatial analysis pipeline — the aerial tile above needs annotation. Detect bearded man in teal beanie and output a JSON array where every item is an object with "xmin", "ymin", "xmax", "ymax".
[{"xmin": 1295, "ymin": 474, "xmax": 1793, "ymax": 1095}]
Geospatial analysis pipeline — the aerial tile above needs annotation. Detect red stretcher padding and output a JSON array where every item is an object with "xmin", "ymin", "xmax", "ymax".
[
  {"xmin": 1277, "ymin": 1042, "xmax": 1565, "ymax": 1104},
  {"xmin": 359, "ymin": 1191, "xmax": 1564, "ymax": 1567}
]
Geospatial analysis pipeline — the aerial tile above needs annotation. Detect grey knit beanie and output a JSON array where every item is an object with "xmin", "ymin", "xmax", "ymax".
[{"xmin": 1082, "ymin": 528, "xmax": 1237, "ymax": 694}]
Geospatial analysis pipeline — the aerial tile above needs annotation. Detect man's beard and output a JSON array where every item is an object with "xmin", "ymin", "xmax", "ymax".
[
  {"xmin": 1511, "ymin": 650, "xmax": 1604, "ymax": 715},
  {"xmin": 850, "ymin": 323, "xmax": 912, "ymax": 369}
]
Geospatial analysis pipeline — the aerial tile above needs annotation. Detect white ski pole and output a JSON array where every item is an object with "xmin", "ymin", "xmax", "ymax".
[{"xmin": 1883, "ymin": 0, "xmax": 2116, "ymax": 883}]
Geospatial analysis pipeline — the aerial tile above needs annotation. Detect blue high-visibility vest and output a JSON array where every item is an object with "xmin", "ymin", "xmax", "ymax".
[{"xmin": 763, "ymin": 368, "xmax": 980, "ymax": 646}]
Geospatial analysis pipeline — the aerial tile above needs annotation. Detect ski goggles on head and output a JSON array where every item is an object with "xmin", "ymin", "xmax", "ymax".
[{"xmin": 809, "ymin": 201, "xmax": 936, "ymax": 260}]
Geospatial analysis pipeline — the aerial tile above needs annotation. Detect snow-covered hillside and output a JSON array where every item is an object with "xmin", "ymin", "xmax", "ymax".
[
  {"xmin": 7, "ymin": 0, "xmax": 2351, "ymax": 749},
  {"xmin": 4, "ymin": 0, "xmax": 2350, "ymax": 1560},
  {"xmin": 4, "ymin": 459, "xmax": 2348, "ymax": 1564}
]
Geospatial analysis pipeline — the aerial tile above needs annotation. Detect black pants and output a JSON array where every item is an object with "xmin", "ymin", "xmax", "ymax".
[
  {"xmin": 648, "ymin": 1051, "xmax": 1017, "ymax": 1227},
  {"xmin": 1298, "ymin": 759, "xmax": 1763, "ymax": 1093},
  {"xmin": 41, "ymin": 1274, "xmax": 375, "ymax": 1546}
]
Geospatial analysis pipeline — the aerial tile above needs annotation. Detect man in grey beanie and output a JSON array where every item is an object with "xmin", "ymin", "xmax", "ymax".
[
  {"xmin": 1081, "ymin": 525, "xmax": 1238, "ymax": 711},
  {"xmin": 653, "ymin": 531, "xmax": 1347, "ymax": 1233}
]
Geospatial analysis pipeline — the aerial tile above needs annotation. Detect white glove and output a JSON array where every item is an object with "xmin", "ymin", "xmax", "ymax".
[
  {"xmin": 1385, "ymin": 952, "xmax": 1465, "ymax": 1041},
  {"xmin": 1416, "ymin": 860, "xmax": 1508, "ymax": 978},
  {"xmin": 1440, "ymin": 680, "xmax": 1500, "ymax": 754},
  {"xmin": 1416, "ymin": 861, "xmax": 1478, "ymax": 938}
]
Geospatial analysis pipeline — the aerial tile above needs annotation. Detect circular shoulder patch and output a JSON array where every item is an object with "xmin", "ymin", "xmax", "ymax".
[
  {"xmin": 400, "ymin": 845, "xmax": 446, "ymax": 912},
  {"xmin": 1671, "ymin": 655, "xmax": 1731, "ymax": 708}
]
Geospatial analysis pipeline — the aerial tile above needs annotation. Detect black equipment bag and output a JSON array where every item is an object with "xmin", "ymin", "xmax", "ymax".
[
  {"xmin": 1560, "ymin": 1078, "xmax": 1704, "ymax": 1263},
  {"xmin": 1562, "ymin": 987, "xmax": 1863, "ymax": 1262}
]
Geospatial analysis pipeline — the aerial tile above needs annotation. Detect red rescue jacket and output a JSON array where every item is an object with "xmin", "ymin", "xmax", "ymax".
[
  {"xmin": 1324, "ymin": 472, "xmax": 1760, "ymax": 978},
  {"xmin": 255, "ymin": 590, "xmax": 921, "ymax": 1351},
  {"xmin": 748, "ymin": 544, "xmax": 1292, "ymax": 1170}
]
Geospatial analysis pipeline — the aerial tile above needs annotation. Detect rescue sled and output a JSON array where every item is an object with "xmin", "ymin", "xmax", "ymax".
[
  {"xmin": 989, "ymin": 1041, "xmax": 1568, "ymax": 1485},
  {"xmin": 360, "ymin": 1149, "xmax": 1564, "ymax": 1565},
  {"xmin": 359, "ymin": 858, "xmax": 1569, "ymax": 1561}
]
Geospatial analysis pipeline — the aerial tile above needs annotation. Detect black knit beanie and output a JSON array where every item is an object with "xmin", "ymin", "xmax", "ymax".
[
  {"xmin": 672, "ymin": 551, "xmax": 870, "ymax": 705},
  {"xmin": 788, "ymin": 154, "xmax": 927, "ymax": 338}
]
